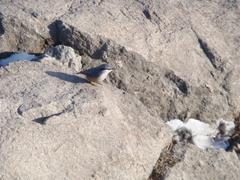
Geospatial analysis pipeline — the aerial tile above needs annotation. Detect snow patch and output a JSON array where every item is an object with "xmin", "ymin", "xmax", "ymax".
[
  {"xmin": 0, "ymin": 53, "xmax": 37, "ymax": 66},
  {"xmin": 166, "ymin": 119, "xmax": 185, "ymax": 130},
  {"xmin": 167, "ymin": 119, "xmax": 235, "ymax": 150}
]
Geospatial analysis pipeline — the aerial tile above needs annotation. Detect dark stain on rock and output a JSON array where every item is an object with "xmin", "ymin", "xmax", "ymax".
[
  {"xmin": 143, "ymin": 8, "xmax": 151, "ymax": 20},
  {"xmin": 227, "ymin": 113, "xmax": 240, "ymax": 159},
  {"xmin": 149, "ymin": 128, "xmax": 192, "ymax": 180},
  {"xmin": 0, "ymin": 12, "xmax": 5, "ymax": 36},
  {"xmin": 197, "ymin": 35, "xmax": 225, "ymax": 72},
  {"xmin": 165, "ymin": 71, "xmax": 189, "ymax": 95}
]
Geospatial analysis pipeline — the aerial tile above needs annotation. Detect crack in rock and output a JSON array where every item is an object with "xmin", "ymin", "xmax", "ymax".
[
  {"xmin": 49, "ymin": 20, "xmax": 103, "ymax": 57},
  {"xmin": 191, "ymin": 28, "xmax": 225, "ymax": 72},
  {"xmin": 221, "ymin": 70, "xmax": 232, "ymax": 93},
  {"xmin": 17, "ymin": 101, "xmax": 42, "ymax": 116},
  {"xmin": 227, "ymin": 113, "xmax": 240, "ymax": 159},
  {"xmin": 165, "ymin": 71, "xmax": 189, "ymax": 95},
  {"xmin": 0, "ymin": 12, "xmax": 4, "ymax": 36},
  {"xmin": 149, "ymin": 128, "xmax": 192, "ymax": 180},
  {"xmin": 198, "ymin": 37, "xmax": 225, "ymax": 72},
  {"xmin": 143, "ymin": 8, "xmax": 151, "ymax": 20}
]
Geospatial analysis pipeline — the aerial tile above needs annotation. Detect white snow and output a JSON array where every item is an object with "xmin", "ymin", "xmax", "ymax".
[
  {"xmin": 166, "ymin": 119, "xmax": 185, "ymax": 130},
  {"xmin": 0, "ymin": 53, "xmax": 36, "ymax": 66},
  {"xmin": 212, "ymin": 137, "xmax": 230, "ymax": 150},
  {"xmin": 185, "ymin": 119, "xmax": 217, "ymax": 136},
  {"xmin": 192, "ymin": 135, "xmax": 213, "ymax": 150},
  {"xmin": 167, "ymin": 118, "xmax": 235, "ymax": 150}
]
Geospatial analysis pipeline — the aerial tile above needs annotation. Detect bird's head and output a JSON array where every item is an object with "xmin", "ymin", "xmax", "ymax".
[{"xmin": 98, "ymin": 64, "xmax": 113, "ymax": 74}]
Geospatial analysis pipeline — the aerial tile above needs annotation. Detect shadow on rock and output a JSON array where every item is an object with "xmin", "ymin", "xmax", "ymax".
[
  {"xmin": 0, "ymin": 12, "xmax": 5, "ymax": 36},
  {"xmin": 0, "ymin": 51, "xmax": 15, "ymax": 59},
  {"xmin": 46, "ymin": 71, "xmax": 87, "ymax": 84},
  {"xmin": 47, "ymin": 20, "xmax": 62, "ymax": 45}
]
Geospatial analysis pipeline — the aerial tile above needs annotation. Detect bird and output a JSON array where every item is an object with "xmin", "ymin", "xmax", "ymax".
[{"xmin": 78, "ymin": 64, "xmax": 113, "ymax": 85}]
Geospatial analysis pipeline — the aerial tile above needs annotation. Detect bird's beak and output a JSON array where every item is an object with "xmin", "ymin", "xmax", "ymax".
[{"xmin": 106, "ymin": 67, "xmax": 114, "ymax": 71}]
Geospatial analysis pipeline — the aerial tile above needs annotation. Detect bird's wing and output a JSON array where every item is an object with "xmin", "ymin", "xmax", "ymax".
[{"xmin": 77, "ymin": 67, "xmax": 101, "ymax": 77}]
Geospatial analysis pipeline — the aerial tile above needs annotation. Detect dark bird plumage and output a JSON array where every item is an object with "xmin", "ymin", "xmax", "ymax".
[{"xmin": 78, "ymin": 64, "xmax": 113, "ymax": 84}]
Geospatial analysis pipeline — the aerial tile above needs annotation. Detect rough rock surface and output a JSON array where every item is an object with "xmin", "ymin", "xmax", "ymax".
[
  {"xmin": 0, "ymin": 59, "xmax": 171, "ymax": 179},
  {"xmin": 0, "ymin": 0, "xmax": 240, "ymax": 179},
  {"xmin": 1, "ymin": 0, "xmax": 240, "ymax": 121},
  {"xmin": 45, "ymin": 45, "xmax": 82, "ymax": 72},
  {"xmin": 165, "ymin": 146, "xmax": 240, "ymax": 180}
]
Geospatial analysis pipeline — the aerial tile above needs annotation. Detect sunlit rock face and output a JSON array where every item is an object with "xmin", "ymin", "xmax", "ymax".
[{"xmin": 0, "ymin": 0, "xmax": 240, "ymax": 179}]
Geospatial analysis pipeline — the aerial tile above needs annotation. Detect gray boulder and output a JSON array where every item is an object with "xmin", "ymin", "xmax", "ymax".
[
  {"xmin": 0, "ymin": 58, "xmax": 171, "ymax": 180},
  {"xmin": 165, "ymin": 146, "xmax": 240, "ymax": 180},
  {"xmin": 45, "ymin": 45, "xmax": 82, "ymax": 72},
  {"xmin": 0, "ymin": 0, "xmax": 240, "ymax": 179}
]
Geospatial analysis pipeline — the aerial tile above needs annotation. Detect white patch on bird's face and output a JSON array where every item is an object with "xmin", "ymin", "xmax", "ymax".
[{"xmin": 98, "ymin": 69, "xmax": 112, "ymax": 81}]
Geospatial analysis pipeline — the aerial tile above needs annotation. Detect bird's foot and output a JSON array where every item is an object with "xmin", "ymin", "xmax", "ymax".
[{"xmin": 89, "ymin": 82, "xmax": 97, "ymax": 86}]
